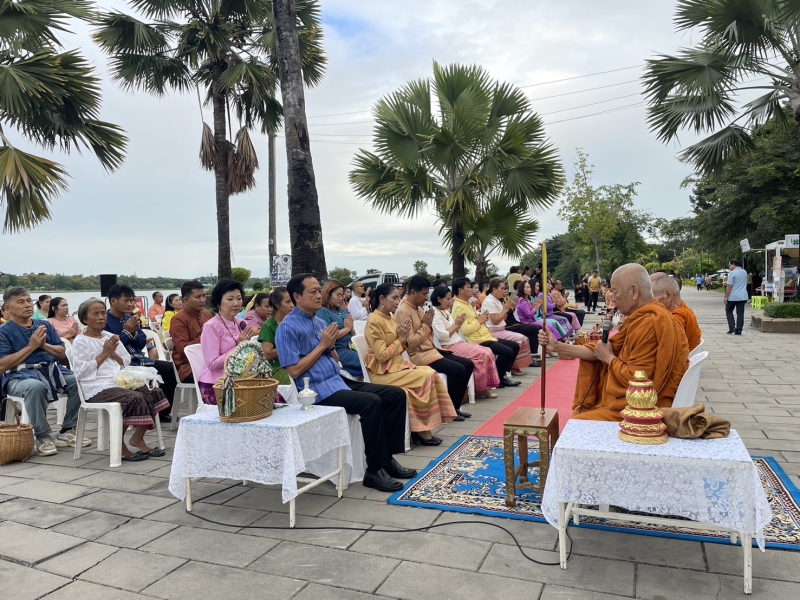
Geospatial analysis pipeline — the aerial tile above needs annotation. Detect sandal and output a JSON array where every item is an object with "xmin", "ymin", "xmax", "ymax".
[
  {"xmin": 140, "ymin": 447, "xmax": 166, "ymax": 457},
  {"xmin": 122, "ymin": 452, "xmax": 149, "ymax": 462}
]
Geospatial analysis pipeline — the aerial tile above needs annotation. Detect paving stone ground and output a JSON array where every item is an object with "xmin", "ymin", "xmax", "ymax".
[{"xmin": 1, "ymin": 288, "xmax": 799, "ymax": 599}]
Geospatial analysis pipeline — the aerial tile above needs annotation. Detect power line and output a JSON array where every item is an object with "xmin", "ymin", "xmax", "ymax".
[
  {"xmin": 306, "ymin": 65, "xmax": 644, "ymax": 119},
  {"xmin": 530, "ymin": 79, "xmax": 640, "ymax": 101},
  {"xmin": 546, "ymin": 102, "xmax": 645, "ymax": 125},
  {"xmin": 539, "ymin": 92, "xmax": 642, "ymax": 116}
]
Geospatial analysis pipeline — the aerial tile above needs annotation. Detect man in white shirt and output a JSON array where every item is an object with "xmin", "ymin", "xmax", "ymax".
[
  {"xmin": 724, "ymin": 259, "xmax": 748, "ymax": 335},
  {"xmin": 348, "ymin": 282, "xmax": 370, "ymax": 321}
]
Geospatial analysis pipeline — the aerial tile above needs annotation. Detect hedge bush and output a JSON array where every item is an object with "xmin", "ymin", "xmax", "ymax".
[{"xmin": 764, "ymin": 302, "xmax": 800, "ymax": 319}]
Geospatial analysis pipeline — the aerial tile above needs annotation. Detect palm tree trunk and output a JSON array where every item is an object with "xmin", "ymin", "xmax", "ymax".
[
  {"xmin": 273, "ymin": 0, "xmax": 327, "ymax": 280},
  {"xmin": 474, "ymin": 253, "xmax": 488, "ymax": 283},
  {"xmin": 211, "ymin": 63, "xmax": 232, "ymax": 280},
  {"xmin": 452, "ymin": 220, "xmax": 466, "ymax": 279},
  {"xmin": 268, "ymin": 130, "xmax": 278, "ymax": 280}
]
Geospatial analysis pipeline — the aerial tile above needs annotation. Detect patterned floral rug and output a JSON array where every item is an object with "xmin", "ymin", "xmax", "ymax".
[{"xmin": 389, "ymin": 435, "xmax": 800, "ymax": 550}]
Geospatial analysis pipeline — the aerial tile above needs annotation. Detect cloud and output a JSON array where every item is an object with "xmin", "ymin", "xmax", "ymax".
[{"xmin": 1, "ymin": 0, "xmax": 700, "ymax": 279}]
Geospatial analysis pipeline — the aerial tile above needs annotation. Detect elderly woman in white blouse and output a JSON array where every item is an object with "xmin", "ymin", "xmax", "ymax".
[
  {"xmin": 430, "ymin": 286, "xmax": 499, "ymax": 399},
  {"xmin": 71, "ymin": 299, "xmax": 169, "ymax": 461}
]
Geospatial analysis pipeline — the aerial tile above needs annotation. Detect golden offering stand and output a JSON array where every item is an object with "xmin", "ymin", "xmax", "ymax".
[{"xmin": 618, "ymin": 370, "xmax": 667, "ymax": 445}]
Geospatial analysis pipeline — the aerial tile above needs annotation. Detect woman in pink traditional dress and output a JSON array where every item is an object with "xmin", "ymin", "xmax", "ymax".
[{"xmin": 430, "ymin": 287, "xmax": 499, "ymax": 399}]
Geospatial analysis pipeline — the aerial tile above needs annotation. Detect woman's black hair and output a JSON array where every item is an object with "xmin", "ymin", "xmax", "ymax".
[
  {"xmin": 253, "ymin": 293, "xmax": 270, "ymax": 309},
  {"xmin": 430, "ymin": 286, "xmax": 451, "ymax": 308},
  {"xmin": 210, "ymin": 279, "xmax": 245, "ymax": 311},
  {"xmin": 515, "ymin": 279, "xmax": 530, "ymax": 299},
  {"xmin": 36, "ymin": 294, "xmax": 50, "ymax": 309},
  {"xmin": 268, "ymin": 287, "xmax": 288, "ymax": 311},
  {"xmin": 47, "ymin": 297, "xmax": 66, "ymax": 319},
  {"xmin": 488, "ymin": 279, "xmax": 504, "ymax": 294},
  {"xmin": 164, "ymin": 294, "xmax": 180, "ymax": 314},
  {"xmin": 369, "ymin": 283, "xmax": 396, "ymax": 312}
]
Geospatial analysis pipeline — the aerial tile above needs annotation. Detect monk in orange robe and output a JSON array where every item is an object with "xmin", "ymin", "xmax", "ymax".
[
  {"xmin": 539, "ymin": 264, "xmax": 689, "ymax": 422},
  {"xmin": 651, "ymin": 273, "xmax": 702, "ymax": 351}
]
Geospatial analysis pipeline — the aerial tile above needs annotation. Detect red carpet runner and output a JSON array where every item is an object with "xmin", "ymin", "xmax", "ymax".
[{"xmin": 473, "ymin": 358, "xmax": 579, "ymax": 436}]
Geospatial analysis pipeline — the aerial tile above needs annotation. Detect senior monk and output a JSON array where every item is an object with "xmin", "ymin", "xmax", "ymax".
[
  {"xmin": 650, "ymin": 273, "xmax": 702, "ymax": 351},
  {"xmin": 538, "ymin": 263, "xmax": 689, "ymax": 422}
]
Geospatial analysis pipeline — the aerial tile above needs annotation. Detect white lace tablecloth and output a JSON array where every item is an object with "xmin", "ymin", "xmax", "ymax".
[
  {"xmin": 541, "ymin": 421, "xmax": 772, "ymax": 549},
  {"xmin": 169, "ymin": 405, "xmax": 353, "ymax": 503}
]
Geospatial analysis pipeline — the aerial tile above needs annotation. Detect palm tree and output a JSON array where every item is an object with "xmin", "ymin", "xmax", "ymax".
[
  {"xmin": 643, "ymin": 0, "xmax": 800, "ymax": 174},
  {"xmin": 0, "ymin": 0, "xmax": 127, "ymax": 233},
  {"xmin": 349, "ymin": 62, "xmax": 563, "ymax": 279},
  {"xmin": 93, "ymin": 0, "xmax": 325, "ymax": 279},
  {"xmin": 273, "ymin": 0, "xmax": 327, "ymax": 278},
  {"xmin": 457, "ymin": 197, "xmax": 540, "ymax": 283}
]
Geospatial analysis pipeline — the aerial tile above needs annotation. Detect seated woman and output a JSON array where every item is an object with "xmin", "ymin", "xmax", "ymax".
[
  {"xmin": 258, "ymin": 287, "xmax": 293, "ymax": 386},
  {"xmin": 198, "ymin": 280, "xmax": 259, "ymax": 404},
  {"xmin": 71, "ymin": 299, "xmax": 168, "ymax": 461},
  {"xmin": 47, "ymin": 297, "xmax": 82, "ymax": 344},
  {"xmin": 243, "ymin": 293, "xmax": 272, "ymax": 330},
  {"xmin": 537, "ymin": 281, "xmax": 573, "ymax": 337},
  {"xmin": 364, "ymin": 283, "xmax": 457, "ymax": 446},
  {"xmin": 430, "ymin": 286, "xmax": 499, "ymax": 399},
  {"xmin": 515, "ymin": 280, "xmax": 566, "ymax": 341},
  {"xmin": 33, "ymin": 295, "xmax": 51, "ymax": 320},
  {"xmin": 160, "ymin": 294, "xmax": 182, "ymax": 334},
  {"xmin": 317, "ymin": 280, "xmax": 362, "ymax": 379},
  {"xmin": 480, "ymin": 279, "xmax": 535, "ymax": 374}
]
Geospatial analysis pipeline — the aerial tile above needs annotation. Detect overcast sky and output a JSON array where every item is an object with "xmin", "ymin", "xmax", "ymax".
[{"xmin": 2, "ymin": 0, "xmax": 703, "ymax": 279}]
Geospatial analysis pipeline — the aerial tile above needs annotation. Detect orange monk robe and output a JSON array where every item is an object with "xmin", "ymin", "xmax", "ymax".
[
  {"xmin": 572, "ymin": 300, "xmax": 689, "ymax": 422},
  {"xmin": 670, "ymin": 301, "xmax": 702, "ymax": 351}
]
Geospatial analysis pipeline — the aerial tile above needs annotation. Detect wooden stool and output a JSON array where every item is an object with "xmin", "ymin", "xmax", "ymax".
[{"xmin": 503, "ymin": 408, "xmax": 559, "ymax": 507}]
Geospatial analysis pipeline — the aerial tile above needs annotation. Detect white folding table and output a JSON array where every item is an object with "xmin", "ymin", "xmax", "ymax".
[
  {"xmin": 169, "ymin": 404, "xmax": 353, "ymax": 527},
  {"xmin": 541, "ymin": 420, "xmax": 772, "ymax": 594}
]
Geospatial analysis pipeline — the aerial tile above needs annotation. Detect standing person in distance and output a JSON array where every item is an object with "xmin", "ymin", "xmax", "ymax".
[
  {"xmin": 587, "ymin": 270, "xmax": 602, "ymax": 312},
  {"xmin": 724, "ymin": 259, "xmax": 748, "ymax": 335}
]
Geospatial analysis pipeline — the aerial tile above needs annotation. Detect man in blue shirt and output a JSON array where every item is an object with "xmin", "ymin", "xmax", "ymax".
[
  {"xmin": 277, "ymin": 274, "xmax": 414, "ymax": 493},
  {"xmin": 724, "ymin": 259, "xmax": 748, "ymax": 335},
  {"xmin": 104, "ymin": 285, "xmax": 177, "ymax": 421},
  {"xmin": 696, "ymin": 275, "xmax": 704, "ymax": 291},
  {"xmin": 0, "ymin": 287, "xmax": 89, "ymax": 456}
]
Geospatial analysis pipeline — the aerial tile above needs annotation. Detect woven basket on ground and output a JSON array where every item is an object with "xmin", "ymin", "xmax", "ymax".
[
  {"xmin": 0, "ymin": 398, "xmax": 34, "ymax": 465},
  {"xmin": 213, "ymin": 377, "xmax": 278, "ymax": 423}
]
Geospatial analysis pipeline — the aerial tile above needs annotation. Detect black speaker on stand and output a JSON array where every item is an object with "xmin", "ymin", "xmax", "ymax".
[{"xmin": 100, "ymin": 274, "xmax": 118, "ymax": 297}]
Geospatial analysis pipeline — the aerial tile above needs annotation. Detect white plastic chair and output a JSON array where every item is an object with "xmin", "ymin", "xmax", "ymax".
[
  {"xmin": 671, "ymin": 351, "xmax": 709, "ymax": 409},
  {"xmin": 164, "ymin": 337, "xmax": 198, "ymax": 430},
  {"xmin": 353, "ymin": 320, "xmax": 367, "ymax": 336},
  {"xmin": 144, "ymin": 328, "xmax": 166, "ymax": 361},
  {"xmin": 689, "ymin": 337, "xmax": 705, "ymax": 359},
  {"xmin": 69, "ymin": 348, "xmax": 165, "ymax": 468},
  {"xmin": 183, "ymin": 344, "xmax": 207, "ymax": 407},
  {"xmin": 352, "ymin": 334, "xmax": 411, "ymax": 452}
]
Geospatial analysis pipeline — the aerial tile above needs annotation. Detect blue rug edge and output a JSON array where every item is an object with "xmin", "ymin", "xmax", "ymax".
[{"xmin": 388, "ymin": 436, "xmax": 800, "ymax": 551}]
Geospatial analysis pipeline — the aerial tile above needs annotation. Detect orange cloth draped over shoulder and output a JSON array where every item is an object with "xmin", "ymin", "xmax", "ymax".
[
  {"xmin": 572, "ymin": 300, "xmax": 689, "ymax": 422},
  {"xmin": 670, "ymin": 301, "xmax": 702, "ymax": 351}
]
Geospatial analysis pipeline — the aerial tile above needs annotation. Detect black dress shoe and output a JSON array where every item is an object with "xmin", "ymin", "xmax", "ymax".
[
  {"xmin": 499, "ymin": 376, "xmax": 521, "ymax": 388},
  {"xmin": 363, "ymin": 469, "xmax": 403, "ymax": 492},
  {"xmin": 453, "ymin": 414, "xmax": 465, "ymax": 421},
  {"xmin": 411, "ymin": 432, "xmax": 442, "ymax": 446},
  {"xmin": 456, "ymin": 409, "xmax": 472, "ymax": 419},
  {"xmin": 531, "ymin": 360, "xmax": 542, "ymax": 367},
  {"xmin": 385, "ymin": 458, "xmax": 417, "ymax": 479}
]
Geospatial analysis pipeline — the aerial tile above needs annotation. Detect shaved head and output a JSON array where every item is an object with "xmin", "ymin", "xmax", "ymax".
[
  {"xmin": 610, "ymin": 263, "xmax": 654, "ymax": 314},
  {"xmin": 651, "ymin": 273, "xmax": 681, "ymax": 309}
]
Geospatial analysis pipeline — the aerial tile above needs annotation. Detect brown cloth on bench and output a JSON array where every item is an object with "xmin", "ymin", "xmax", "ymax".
[{"xmin": 660, "ymin": 403, "xmax": 731, "ymax": 439}]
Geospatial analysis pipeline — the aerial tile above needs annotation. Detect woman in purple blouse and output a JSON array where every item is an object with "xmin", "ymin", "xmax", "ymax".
[
  {"xmin": 198, "ymin": 280, "xmax": 260, "ymax": 404},
  {"xmin": 514, "ymin": 280, "xmax": 566, "ymax": 341}
]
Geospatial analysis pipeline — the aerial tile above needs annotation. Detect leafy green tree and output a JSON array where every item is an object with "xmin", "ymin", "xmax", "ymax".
[
  {"xmin": 366, "ymin": 268, "xmax": 380, "ymax": 275},
  {"xmin": 686, "ymin": 108, "xmax": 800, "ymax": 262},
  {"xmin": 558, "ymin": 149, "xmax": 649, "ymax": 278},
  {"xmin": 412, "ymin": 260, "xmax": 430, "ymax": 279},
  {"xmin": 457, "ymin": 197, "xmax": 539, "ymax": 283},
  {"xmin": 0, "ymin": 0, "xmax": 127, "ymax": 233},
  {"xmin": 328, "ymin": 267, "xmax": 355, "ymax": 286},
  {"xmin": 252, "ymin": 280, "xmax": 265, "ymax": 292},
  {"xmin": 349, "ymin": 62, "xmax": 563, "ymax": 279},
  {"xmin": 93, "ymin": 0, "xmax": 325, "ymax": 279},
  {"xmin": 643, "ymin": 0, "xmax": 800, "ymax": 174},
  {"xmin": 231, "ymin": 268, "xmax": 252, "ymax": 287}
]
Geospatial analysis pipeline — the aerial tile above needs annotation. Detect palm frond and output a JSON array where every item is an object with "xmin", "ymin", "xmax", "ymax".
[
  {"xmin": 227, "ymin": 126, "xmax": 258, "ymax": 196},
  {"xmin": 199, "ymin": 122, "xmax": 219, "ymax": 171},
  {"xmin": 679, "ymin": 124, "xmax": 755, "ymax": 174},
  {"xmin": 0, "ymin": 142, "xmax": 67, "ymax": 233}
]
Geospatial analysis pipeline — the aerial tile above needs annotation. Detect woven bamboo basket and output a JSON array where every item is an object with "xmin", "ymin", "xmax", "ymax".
[
  {"xmin": 213, "ymin": 377, "xmax": 278, "ymax": 423},
  {"xmin": 0, "ymin": 398, "xmax": 34, "ymax": 466}
]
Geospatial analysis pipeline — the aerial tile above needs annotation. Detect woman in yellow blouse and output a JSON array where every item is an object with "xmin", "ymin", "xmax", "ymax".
[
  {"xmin": 160, "ymin": 294, "xmax": 182, "ymax": 334},
  {"xmin": 364, "ymin": 284, "xmax": 456, "ymax": 445}
]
